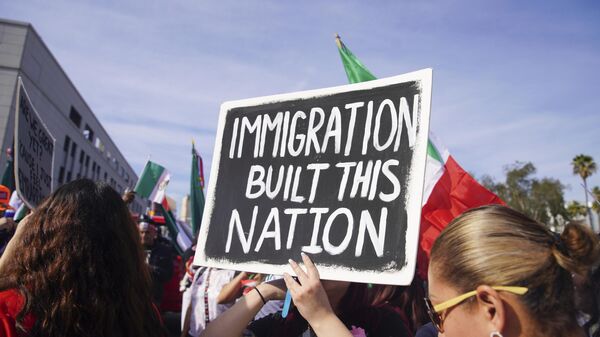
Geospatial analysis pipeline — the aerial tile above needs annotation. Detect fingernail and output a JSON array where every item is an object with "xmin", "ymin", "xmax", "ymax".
[
  {"xmin": 288, "ymin": 259, "xmax": 294, "ymax": 264},
  {"xmin": 301, "ymin": 252, "xmax": 306, "ymax": 257}
]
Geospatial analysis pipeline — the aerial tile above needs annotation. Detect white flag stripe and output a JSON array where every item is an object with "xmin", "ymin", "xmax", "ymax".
[{"xmin": 148, "ymin": 170, "xmax": 170, "ymax": 203}]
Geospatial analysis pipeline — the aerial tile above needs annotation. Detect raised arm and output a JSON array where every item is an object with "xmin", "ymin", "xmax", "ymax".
[
  {"xmin": 217, "ymin": 271, "xmax": 247, "ymax": 304},
  {"xmin": 200, "ymin": 281, "xmax": 286, "ymax": 337}
]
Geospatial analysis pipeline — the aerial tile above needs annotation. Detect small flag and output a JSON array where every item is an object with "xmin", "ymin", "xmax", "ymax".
[
  {"xmin": 190, "ymin": 142, "xmax": 206, "ymax": 236},
  {"xmin": 134, "ymin": 160, "xmax": 170, "ymax": 203},
  {"xmin": 158, "ymin": 203, "xmax": 193, "ymax": 255}
]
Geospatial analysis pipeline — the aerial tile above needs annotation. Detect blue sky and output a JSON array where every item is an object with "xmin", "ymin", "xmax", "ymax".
[{"xmin": 2, "ymin": 0, "xmax": 599, "ymax": 208}]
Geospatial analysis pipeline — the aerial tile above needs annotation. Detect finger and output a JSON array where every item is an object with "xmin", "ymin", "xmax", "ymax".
[
  {"xmin": 283, "ymin": 273, "xmax": 299, "ymax": 294},
  {"xmin": 288, "ymin": 258, "xmax": 309, "ymax": 285},
  {"xmin": 301, "ymin": 252, "xmax": 320, "ymax": 279}
]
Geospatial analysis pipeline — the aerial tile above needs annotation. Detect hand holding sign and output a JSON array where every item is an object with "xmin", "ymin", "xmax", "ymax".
[
  {"xmin": 283, "ymin": 253, "xmax": 353, "ymax": 337},
  {"xmin": 283, "ymin": 253, "xmax": 333, "ymax": 322}
]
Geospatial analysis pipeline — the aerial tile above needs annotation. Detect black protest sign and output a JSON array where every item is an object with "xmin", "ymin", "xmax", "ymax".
[
  {"xmin": 195, "ymin": 69, "xmax": 432, "ymax": 285},
  {"xmin": 14, "ymin": 79, "xmax": 55, "ymax": 208}
]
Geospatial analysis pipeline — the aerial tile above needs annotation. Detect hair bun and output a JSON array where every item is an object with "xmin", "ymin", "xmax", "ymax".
[{"xmin": 553, "ymin": 223, "xmax": 600, "ymax": 275}]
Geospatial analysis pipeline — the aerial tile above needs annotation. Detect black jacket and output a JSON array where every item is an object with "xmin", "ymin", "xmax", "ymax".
[{"xmin": 145, "ymin": 238, "xmax": 174, "ymax": 304}]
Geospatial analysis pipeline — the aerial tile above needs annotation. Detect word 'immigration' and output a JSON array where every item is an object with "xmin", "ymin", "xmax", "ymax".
[{"xmin": 228, "ymin": 96, "xmax": 419, "ymax": 159}]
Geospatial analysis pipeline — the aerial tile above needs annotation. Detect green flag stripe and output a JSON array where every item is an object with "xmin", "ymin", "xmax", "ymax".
[
  {"xmin": 134, "ymin": 161, "xmax": 165, "ymax": 198},
  {"xmin": 337, "ymin": 43, "xmax": 376, "ymax": 84},
  {"xmin": 158, "ymin": 203, "xmax": 183, "ymax": 255},
  {"xmin": 14, "ymin": 204, "xmax": 28, "ymax": 222},
  {"xmin": 190, "ymin": 146, "xmax": 205, "ymax": 235},
  {"xmin": 427, "ymin": 141, "xmax": 444, "ymax": 164}
]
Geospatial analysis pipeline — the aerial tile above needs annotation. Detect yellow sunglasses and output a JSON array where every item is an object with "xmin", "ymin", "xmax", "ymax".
[{"xmin": 424, "ymin": 286, "xmax": 528, "ymax": 333}]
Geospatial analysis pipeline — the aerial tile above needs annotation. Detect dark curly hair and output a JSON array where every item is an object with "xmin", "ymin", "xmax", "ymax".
[{"xmin": 0, "ymin": 179, "xmax": 164, "ymax": 337}]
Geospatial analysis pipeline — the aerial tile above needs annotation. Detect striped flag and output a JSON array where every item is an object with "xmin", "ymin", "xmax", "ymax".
[
  {"xmin": 134, "ymin": 161, "xmax": 170, "ymax": 203},
  {"xmin": 419, "ymin": 134, "xmax": 504, "ymax": 273},
  {"xmin": 157, "ymin": 203, "xmax": 193, "ymax": 255},
  {"xmin": 336, "ymin": 35, "xmax": 504, "ymax": 279},
  {"xmin": 190, "ymin": 142, "xmax": 206, "ymax": 236}
]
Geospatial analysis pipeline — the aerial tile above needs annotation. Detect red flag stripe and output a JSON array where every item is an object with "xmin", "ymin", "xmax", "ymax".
[{"xmin": 417, "ymin": 156, "xmax": 504, "ymax": 279}]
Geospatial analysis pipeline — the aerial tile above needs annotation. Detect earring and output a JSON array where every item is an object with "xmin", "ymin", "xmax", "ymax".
[{"xmin": 490, "ymin": 332, "xmax": 503, "ymax": 337}]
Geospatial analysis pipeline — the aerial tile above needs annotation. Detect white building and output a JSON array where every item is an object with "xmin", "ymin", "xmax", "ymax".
[{"xmin": 0, "ymin": 18, "xmax": 143, "ymax": 213}]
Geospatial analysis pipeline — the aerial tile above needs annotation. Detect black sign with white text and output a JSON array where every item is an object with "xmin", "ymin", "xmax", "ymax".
[{"xmin": 195, "ymin": 69, "xmax": 432, "ymax": 285}]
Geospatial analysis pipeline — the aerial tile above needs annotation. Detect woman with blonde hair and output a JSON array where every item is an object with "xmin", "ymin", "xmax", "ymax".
[{"xmin": 426, "ymin": 205, "xmax": 600, "ymax": 337}]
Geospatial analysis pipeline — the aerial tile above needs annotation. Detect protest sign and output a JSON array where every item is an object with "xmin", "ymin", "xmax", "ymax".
[
  {"xmin": 14, "ymin": 78, "xmax": 55, "ymax": 208},
  {"xmin": 195, "ymin": 69, "xmax": 432, "ymax": 285}
]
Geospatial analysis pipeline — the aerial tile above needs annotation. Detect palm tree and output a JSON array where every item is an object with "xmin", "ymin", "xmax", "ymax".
[
  {"xmin": 572, "ymin": 154, "xmax": 597, "ymax": 229},
  {"xmin": 567, "ymin": 200, "xmax": 587, "ymax": 219},
  {"xmin": 592, "ymin": 186, "xmax": 600, "ymax": 220}
]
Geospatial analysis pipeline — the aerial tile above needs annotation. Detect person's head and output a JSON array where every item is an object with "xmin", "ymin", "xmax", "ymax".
[
  {"xmin": 138, "ymin": 220, "xmax": 158, "ymax": 247},
  {"xmin": 318, "ymin": 279, "xmax": 350, "ymax": 308},
  {"xmin": 0, "ymin": 179, "xmax": 163, "ymax": 337},
  {"xmin": 370, "ymin": 278, "xmax": 429, "ymax": 333},
  {"xmin": 428, "ymin": 205, "xmax": 600, "ymax": 337}
]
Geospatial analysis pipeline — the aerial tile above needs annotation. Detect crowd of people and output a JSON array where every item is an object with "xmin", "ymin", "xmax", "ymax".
[{"xmin": 0, "ymin": 178, "xmax": 599, "ymax": 337}]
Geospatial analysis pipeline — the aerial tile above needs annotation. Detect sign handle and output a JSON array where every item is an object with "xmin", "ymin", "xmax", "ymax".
[{"xmin": 281, "ymin": 290, "xmax": 292, "ymax": 318}]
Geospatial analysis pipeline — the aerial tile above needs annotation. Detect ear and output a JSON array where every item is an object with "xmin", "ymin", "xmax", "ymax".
[{"xmin": 475, "ymin": 285, "xmax": 505, "ymax": 333}]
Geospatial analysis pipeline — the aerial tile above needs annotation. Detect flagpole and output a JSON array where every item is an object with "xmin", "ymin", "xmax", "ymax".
[{"xmin": 335, "ymin": 33, "xmax": 342, "ymax": 49}]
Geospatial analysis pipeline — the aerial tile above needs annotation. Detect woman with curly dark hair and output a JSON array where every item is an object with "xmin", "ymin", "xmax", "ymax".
[{"xmin": 0, "ymin": 179, "xmax": 165, "ymax": 337}]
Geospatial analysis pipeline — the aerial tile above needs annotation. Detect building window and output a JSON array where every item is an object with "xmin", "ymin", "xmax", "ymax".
[
  {"xmin": 69, "ymin": 107, "xmax": 82, "ymax": 128},
  {"xmin": 66, "ymin": 171, "xmax": 72, "ymax": 182},
  {"xmin": 70, "ymin": 143, "xmax": 77, "ymax": 158},
  {"xmin": 79, "ymin": 150, "xmax": 85, "ymax": 164},
  {"xmin": 63, "ymin": 136, "xmax": 71, "ymax": 152},
  {"xmin": 83, "ymin": 124, "xmax": 94, "ymax": 142},
  {"xmin": 58, "ymin": 167, "xmax": 65, "ymax": 184},
  {"xmin": 85, "ymin": 155, "xmax": 90, "ymax": 167}
]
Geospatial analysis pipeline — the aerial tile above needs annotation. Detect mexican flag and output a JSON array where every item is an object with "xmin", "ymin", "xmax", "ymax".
[
  {"xmin": 419, "ymin": 134, "xmax": 504, "ymax": 276},
  {"xmin": 190, "ymin": 141, "xmax": 206, "ymax": 236},
  {"xmin": 336, "ymin": 35, "xmax": 504, "ymax": 279},
  {"xmin": 134, "ymin": 160, "xmax": 171, "ymax": 203},
  {"xmin": 158, "ymin": 202, "xmax": 193, "ymax": 255}
]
